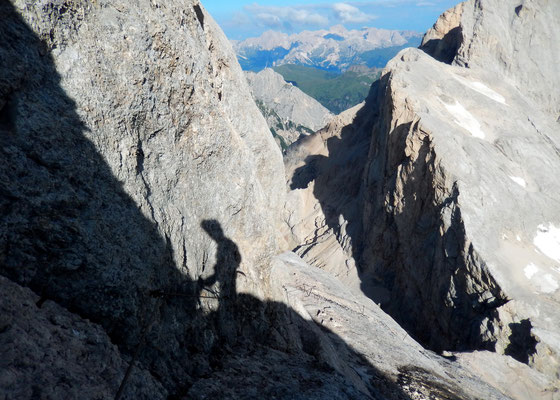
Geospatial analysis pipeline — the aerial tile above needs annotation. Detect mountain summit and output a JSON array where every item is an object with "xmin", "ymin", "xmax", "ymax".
[{"xmin": 234, "ymin": 26, "xmax": 422, "ymax": 72}]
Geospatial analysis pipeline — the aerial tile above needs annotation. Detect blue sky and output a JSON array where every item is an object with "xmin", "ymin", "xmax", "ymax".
[{"xmin": 202, "ymin": 0, "xmax": 462, "ymax": 40}]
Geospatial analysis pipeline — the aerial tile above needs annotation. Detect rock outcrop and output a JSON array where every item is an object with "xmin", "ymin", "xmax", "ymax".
[
  {"xmin": 0, "ymin": 276, "xmax": 166, "ymax": 399},
  {"xmin": 0, "ymin": 0, "xmax": 285, "ymax": 395},
  {"xmin": 246, "ymin": 68, "xmax": 333, "ymax": 148},
  {"xmin": 362, "ymin": 0, "xmax": 560, "ymax": 375},
  {"xmin": 284, "ymin": 0, "xmax": 560, "ymax": 395},
  {"xmin": 3, "ymin": 0, "xmax": 560, "ymax": 398}
]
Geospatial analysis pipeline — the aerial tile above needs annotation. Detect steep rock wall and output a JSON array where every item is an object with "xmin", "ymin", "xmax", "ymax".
[
  {"xmin": 0, "ymin": 0, "xmax": 284, "ymax": 394},
  {"xmin": 362, "ymin": 0, "xmax": 560, "ymax": 379},
  {"xmin": 283, "ymin": 0, "xmax": 560, "ymax": 388}
]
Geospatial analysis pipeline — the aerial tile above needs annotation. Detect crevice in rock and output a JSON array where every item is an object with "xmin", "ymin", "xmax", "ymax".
[
  {"xmin": 193, "ymin": 4, "xmax": 204, "ymax": 30},
  {"xmin": 0, "ymin": 92, "xmax": 16, "ymax": 131},
  {"xmin": 135, "ymin": 140, "xmax": 145, "ymax": 175}
]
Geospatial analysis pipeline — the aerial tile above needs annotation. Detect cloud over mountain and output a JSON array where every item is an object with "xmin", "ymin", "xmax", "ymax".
[
  {"xmin": 333, "ymin": 3, "xmax": 376, "ymax": 23},
  {"xmin": 235, "ymin": 2, "xmax": 380, "ymax": 32},
  {"xmin": 245, "ymin": 4, "xmax": 329, "ymax": 29}
]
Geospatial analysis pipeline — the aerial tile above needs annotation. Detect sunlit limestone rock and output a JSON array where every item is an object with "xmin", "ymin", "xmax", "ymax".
[
  {"xmin": 269, "ymin": 253, "xmax": 522, "ymax": 400},
  {"xmin": 284, "ymin": 0, "xmax": 560, "ymax": 395},
  {"xmin": 1, "ymin": 0, "xmax": 284, "ymax": 394},
  {"xmin": 245, "ymin": 68, "xmax": 333, "ymax": 148},
  {"xmin": 361, "ymin": 0, "xmax": 560, "ymax": 383}
]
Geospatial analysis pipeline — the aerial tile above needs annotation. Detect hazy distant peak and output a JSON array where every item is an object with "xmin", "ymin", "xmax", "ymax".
[{"xmin": 234, "ymin": 26, "xmax": 422, "ymax": 72}]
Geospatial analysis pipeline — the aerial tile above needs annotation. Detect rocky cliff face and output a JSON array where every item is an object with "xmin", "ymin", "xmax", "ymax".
[
  {"xmin": 361, "ymin": 0, "xmax": 560, "ymax": 375},
  {"xmin": 1, "ymin": 0, "xmax": 285, "ymax": 396},
  {"xmin": 246, "ymin": 68, "xmax": 333, "ymax": 148},
  {"xmin": 284, "ymin": 0, "xmax": 560, "ymax": 396},
  {"xmin": 2, "ymin": 0, "xmax": 559, "ymax": 399}
]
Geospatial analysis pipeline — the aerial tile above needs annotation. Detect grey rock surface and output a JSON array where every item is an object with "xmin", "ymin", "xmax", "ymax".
[
  {"xmin": 269, "ymin": 253, "xmax": 521, "ymax": 400},
  {"xmin": 0, "ymin": 276, "xmax": 166, "ymax": 399},
  {"xmin": 453, "ymin": 0, "xmax": 560, "ymax": 117},
  {"xmin": 362, "ymin": 46, "xmax": 560, "ymax": 377},
  {"xmin": 0, "ymin": 0, "xmax": 285, "ymax": 395},
  {"xmin": 282, "ymin": 103, "xmax": 371, "ymax": 292},
  {"xmin": 361, "ymin": 0, "xmax": 560, "ymax": 380},
  {"xmin": 284, "ymin": 0, "xmax": 560, "ymax": 395},
  {"xmin": 421, "ymin": 0, "xmax": 560, "ymax": 116},
  {"xmin": 246, "ymin": 68, "xmax": 333, "ymax": 147}
]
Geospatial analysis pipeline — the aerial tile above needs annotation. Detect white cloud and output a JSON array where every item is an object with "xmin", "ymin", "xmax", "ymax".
[
  {"xmin": 236, "ymin": 2, "xmax": 381, "ymax": 30},
  {"xmin": 333, "ymin": 3, "xmax": 376, "ymax": 23},
  {"xmin": 416, "ymin": 1, "xmax": 436, "ymax": 6},
  {"xmin": 245, "ymin": 4, "xmax": 329, "ymax": 28}
]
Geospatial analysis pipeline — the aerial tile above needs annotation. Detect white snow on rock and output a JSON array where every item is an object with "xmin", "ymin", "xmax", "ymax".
[
  {"xmin": 524, "ymin": 263, "xmax": 539, "ymax": 279},
  {"xmin": 454, "ymin": 76, "xmax": 507, "ymax": 104},
  {"xmin": 533, "ymin": 223, "xmax": 560, "ymax": 263},
  {"xmin": 524, "ymin": 263, "xmax": 559, "ymax": 293},
  {"xmin": 509, "ymin": 176, "xmax": 527, "ymax": 188},
  {"xmin": 442, "ymin": 100, "xmax": 485, "ymax": 139},
  {"xmin": 542, "ymin": 274, "xmax": 559, "ymax": 293}
]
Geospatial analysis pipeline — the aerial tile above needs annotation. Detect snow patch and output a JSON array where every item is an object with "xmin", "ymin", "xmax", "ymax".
[
  {"xmin": 525, "ymin": 263, "xmax": 539, "ymax": 279},
  {"xmin": 443, "ymin": 100, "xmax": 485, "ymax": 139},
  {"xmin": 454, "ymin": 76, "xmax": 507, "ymax": 104},
  {"xmin": 533, "ymin": 223, "xmax": 560, "ymax": 263},
  {"xmin": 516, "ymin": 235, "xmax": 522, "ymax": 242},
  {"xmin": 509, "ymin": 176, "xmax": 527, "ymax": 188},
  {"xmin": 542, "ymin": 274, "xmax": 559, "ymax": 293},
  {"xmin": 524, "ymin": 263, "xmax": 559, "ymax": 293}
]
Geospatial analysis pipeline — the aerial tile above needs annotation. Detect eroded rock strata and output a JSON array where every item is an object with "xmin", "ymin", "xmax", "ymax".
[
  {"xmin": 284, "ymin": 0, "xmax": 560, "ymax": 393},
  {"xmin": 1, "ymin": 0, "xmax": 559, "ymax": 399}
]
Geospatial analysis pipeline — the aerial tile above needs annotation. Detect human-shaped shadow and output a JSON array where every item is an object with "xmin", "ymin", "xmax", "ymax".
[
  {"xmin": 0, "ymin": 4, "xmax": 487, "ymax": 399},
  {"xmin": 199, "ymin": 219, "xmax": 241, "ymax": 344}
]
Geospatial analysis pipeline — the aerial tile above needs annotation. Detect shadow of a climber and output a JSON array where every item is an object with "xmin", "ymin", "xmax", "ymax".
[{"xmin": 199, "ymin": 219, "xmax": 242, "ymax": 343}]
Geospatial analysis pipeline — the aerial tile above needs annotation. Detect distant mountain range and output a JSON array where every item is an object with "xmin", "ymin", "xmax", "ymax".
[{"xmin": 233, "ymin": 25, "xmax": 422, "ymax": 73}]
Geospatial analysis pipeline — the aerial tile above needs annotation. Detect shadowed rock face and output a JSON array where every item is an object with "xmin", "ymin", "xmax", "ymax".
[
  {"xmin": 2, "ymin": 0, "xmax": 559, "ymax": 399},
  {"xmin": 0, "ymin": 276, "xmax": 167, "ymax": 399},
  {"xmin": 0, "ymin": 0, "xmax": 283, "ymax": 396},
  {"xmin": 284, "ymin": 0, "xmax": 560, "ymax": 395}
]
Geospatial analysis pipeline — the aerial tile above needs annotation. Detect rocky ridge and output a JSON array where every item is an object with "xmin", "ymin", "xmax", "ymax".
[
  {"xmin": 284, "ymin": 0, "xmax": 560, "ymax": 395},
  {"xmin": 246, "ymin": 68, "xmax": 333, "ymax": 148},
  {"xmin": 1, "ymin": 0, "xmax": 559, "ymax": 399}
]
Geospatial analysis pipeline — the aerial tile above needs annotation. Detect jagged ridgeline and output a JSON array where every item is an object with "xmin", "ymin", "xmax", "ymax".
[
  {"xmin": 1, "ymin": 1, "xmax": 559, "ymax": 400},
  {"xmin": 245, "ymin": 68, "xmax": 333, "ymax": 150}
]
